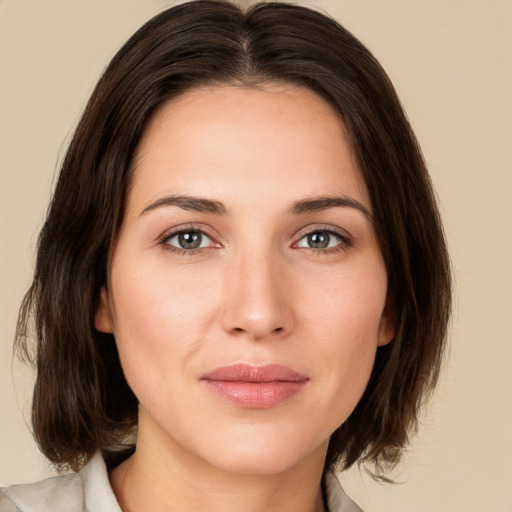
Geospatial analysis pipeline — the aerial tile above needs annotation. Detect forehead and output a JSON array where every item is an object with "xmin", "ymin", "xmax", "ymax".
[{"xmin": 128, "ymin": 83, "xmax": 370, "ymax": 214}]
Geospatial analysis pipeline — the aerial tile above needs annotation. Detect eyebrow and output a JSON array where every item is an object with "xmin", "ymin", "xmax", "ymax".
[
  {"xmin": 288, "ymin": 196, "xmax": 371, "ymax": 218},
  {"xmin": 140, "ymin": 195, "xmax": 227, "ymax": 216},
  {"xmin": 140, "ymin": 194, "xmax": 371, "ymax": 218}
]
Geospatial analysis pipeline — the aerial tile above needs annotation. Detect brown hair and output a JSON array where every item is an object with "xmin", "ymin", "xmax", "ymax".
[{"xmin": 16, "ymin": 0, "xmax": 451, "ymax": 477}]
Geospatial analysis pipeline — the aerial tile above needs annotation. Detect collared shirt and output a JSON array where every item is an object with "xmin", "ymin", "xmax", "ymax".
[{"xmin": 0, "ymin": 453, "xmax": 363, "ymax": 512}]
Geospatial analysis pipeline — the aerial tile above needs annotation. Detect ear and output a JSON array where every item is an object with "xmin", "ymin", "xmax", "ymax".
[
  {"xmin": 95, "ymin": 287, "xmax": 113, "ymax": 333},
  {"xmin": 377, "ymin": 297, "xmax": 396, "ymax": 347}
]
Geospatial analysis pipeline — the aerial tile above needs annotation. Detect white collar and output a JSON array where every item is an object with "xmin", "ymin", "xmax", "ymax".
[
  {"xmin": 79, "ymin": 452, "xmax": 122, "ymax": 512},
  {"xmin": 325, "ymin": 471, "xmax": 364, "ymax": 512}
]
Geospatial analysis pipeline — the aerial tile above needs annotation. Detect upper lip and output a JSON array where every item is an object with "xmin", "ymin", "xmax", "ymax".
[{"xmin": 201, "ymin": 364, "xmax": 308, "ymax": 383}]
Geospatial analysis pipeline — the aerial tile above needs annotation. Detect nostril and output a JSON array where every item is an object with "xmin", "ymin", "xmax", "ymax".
[{"xmin": 229, "ymin": 326, "xmax": 285, "ymax": 337}]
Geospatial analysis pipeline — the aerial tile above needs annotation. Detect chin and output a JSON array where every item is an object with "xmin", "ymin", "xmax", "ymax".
[
  {"xmin": 197, "ymin": 429, "xmax": 328, "ymax": 476},
  {"xmin": 209, "ymin": 451, "xmax": 305, "ymax": 476}
]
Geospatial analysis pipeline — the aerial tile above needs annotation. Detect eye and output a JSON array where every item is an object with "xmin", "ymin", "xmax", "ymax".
[
  {"xmin": 295, "ymin": 230, "xmax": 348, "ymax": 250},
  {"xmin": 163, "ymin": 229, "xmax": 213, "ymax": 250}
]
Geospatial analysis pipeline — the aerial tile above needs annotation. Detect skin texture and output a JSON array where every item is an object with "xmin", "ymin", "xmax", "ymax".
[{"xmin": 96, "ymin": 84, "xmax": 394, "ymax": 512}]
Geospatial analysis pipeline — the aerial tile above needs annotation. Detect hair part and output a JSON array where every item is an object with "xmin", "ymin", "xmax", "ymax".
[{"xmin": 16, "ymin": 0, "xmax": 451, "ymax": 477}]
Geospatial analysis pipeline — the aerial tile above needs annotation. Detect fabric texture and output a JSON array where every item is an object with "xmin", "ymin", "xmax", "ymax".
[{"xmin": 0, "ymin": 453, "xmax": 363, "ymax": 512}]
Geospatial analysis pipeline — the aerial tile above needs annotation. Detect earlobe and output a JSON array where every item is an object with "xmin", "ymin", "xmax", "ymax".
[
  {"xmin": 377, "ymin": 299, "xmax": 396, "ymax": 346},
  {"xmin": 94, "ymin": 287, "xmax": 113, "ymax": 333}
]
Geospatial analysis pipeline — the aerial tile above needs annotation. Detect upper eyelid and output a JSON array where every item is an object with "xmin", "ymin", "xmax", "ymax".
[
  {"xmin": 158, "ymin": 228, "xmax": 221, "ymax": 254},
  {"xmin": 156, "ymin": 223, "xmax": 352, "ymax": 248},
  {"xmin": 291, "ymin": 226, "xmax": 354, "ymax": 253},
  {"xmin": 293, "ymin": 224, "xmax": 352, "ymax": 241},
  {"xmin": 158, "ymin": 224, "xmax": 220, "ymax": 243},
  {"xmin": 165, "ymin": 229, "xmax": 213, "ymax": 243}
]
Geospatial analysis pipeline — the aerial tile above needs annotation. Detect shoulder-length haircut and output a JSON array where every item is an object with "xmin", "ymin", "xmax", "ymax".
[{"xmin": 16, "ymin": 0, "xmax": 451, "ymax": 476}]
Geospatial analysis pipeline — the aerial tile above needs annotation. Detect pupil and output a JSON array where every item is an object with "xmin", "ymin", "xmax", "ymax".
[
  {"xmin": 178, "ymin": 231, "xmax": 201, "ymax": 249},
  {"xmin": 308, "ymin": 232, "xmax": 329, "ymax": 249}
]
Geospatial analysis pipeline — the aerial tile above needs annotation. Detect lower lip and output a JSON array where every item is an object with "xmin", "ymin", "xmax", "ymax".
[{"xmin": 203, "ymin": 380, "xmax": 307, "ymax": 409}]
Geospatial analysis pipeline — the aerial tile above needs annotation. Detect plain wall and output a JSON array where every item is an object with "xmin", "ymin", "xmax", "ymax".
[{"xmin": 1, "ymin": 1, "xmax": 511, "ymax": 511}]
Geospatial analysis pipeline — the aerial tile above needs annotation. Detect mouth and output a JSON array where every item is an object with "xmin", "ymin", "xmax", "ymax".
[{"xmin": 201, "ymin": 364, "xmax": 309, "ymax": 409}]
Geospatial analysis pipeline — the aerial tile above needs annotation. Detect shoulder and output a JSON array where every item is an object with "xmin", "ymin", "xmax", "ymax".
[
  {"xmin": 325, "ymin": 472, "xmax": 364, "ymax": 512},
  {"xmin": 0, "ymin": 472, "xmax": 83, "ymax": 512},
  {"xmin": 0, "ymin": 453, "xmax": 121, "ymax": 512}
]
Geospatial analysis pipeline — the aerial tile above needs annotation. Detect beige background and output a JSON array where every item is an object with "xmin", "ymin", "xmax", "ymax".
[{"xmin": 1, "ymin": 1, "xmax": 511, "ymax": 511}]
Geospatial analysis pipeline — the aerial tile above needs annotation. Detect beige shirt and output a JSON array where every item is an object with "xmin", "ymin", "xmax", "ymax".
[{"xmin": 0, "ymin": 453, "xmax": 363, "ymax": 512}]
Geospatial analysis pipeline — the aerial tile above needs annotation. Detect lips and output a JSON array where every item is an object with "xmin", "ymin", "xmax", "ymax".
[{"xmin": 201, "ymin": 364, "xmax": 309, "ymax": 409}]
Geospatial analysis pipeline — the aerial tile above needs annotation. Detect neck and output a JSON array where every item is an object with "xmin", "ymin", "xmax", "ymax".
[{"xmin": 110, "ymin": 416, "xmax": 328, "ymax": 512}]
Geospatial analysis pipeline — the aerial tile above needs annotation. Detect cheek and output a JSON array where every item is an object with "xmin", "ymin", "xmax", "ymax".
[
  {"xmin": 298, "ymin": 258, "xmax": 387, "ymax": 419},
  {"xmin": 112, "ymin": 254, "xmax": 220, "ymax": 332},
  {"xmin": 301, "ymin": 254, "xmax": 387, "ymax": 345},
  {"xmin": 108, "ymin": 258, "xmax": 220, "ymax": 399}
]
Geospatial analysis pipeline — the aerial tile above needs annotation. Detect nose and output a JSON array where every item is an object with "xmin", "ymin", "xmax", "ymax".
[{"xmin": 221, "ymin": 249, "xmax": 295, "ymax": 341}]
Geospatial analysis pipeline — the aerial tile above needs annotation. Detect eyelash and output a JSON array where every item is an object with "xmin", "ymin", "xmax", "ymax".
[
  {"xmin": 158, "ymin": 225, "xmax": 353, "ymax": 255},
  {"xmin": 158, "ymin": 225, "xmax": 219, "ymax": 256},
  {"xmin": 293, "ymin": 226, "xmax": 353, "ymax": 255}
]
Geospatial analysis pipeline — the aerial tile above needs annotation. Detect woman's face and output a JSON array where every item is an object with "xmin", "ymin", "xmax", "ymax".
[{"xmin": 96, "ymin": 84, "xmax": 394, "ymax": 475}]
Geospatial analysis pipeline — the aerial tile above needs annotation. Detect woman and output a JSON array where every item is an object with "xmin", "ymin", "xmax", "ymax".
[{"xmin": 1, "ymin": 1, "xmax": 451, "ymax": 511}]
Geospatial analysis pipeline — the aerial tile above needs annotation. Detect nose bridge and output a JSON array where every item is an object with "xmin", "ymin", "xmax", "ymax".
[{"xmin": 222, "ymin": 244, "xmax": 293, "ymax": 340}]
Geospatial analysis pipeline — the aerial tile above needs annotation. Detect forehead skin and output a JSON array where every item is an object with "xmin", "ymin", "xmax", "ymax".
[{"xmin": 127, "ymin": 83, "xmax": 371, "ymax": 224}]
